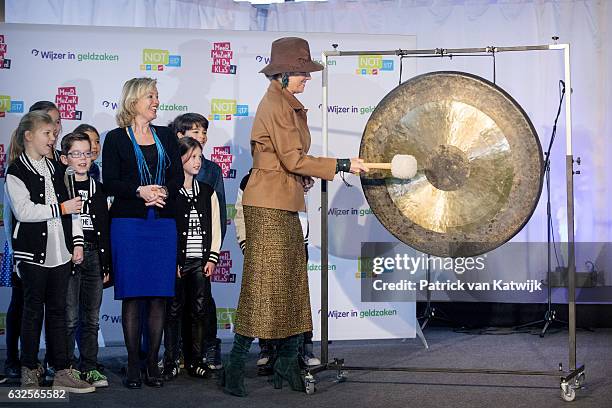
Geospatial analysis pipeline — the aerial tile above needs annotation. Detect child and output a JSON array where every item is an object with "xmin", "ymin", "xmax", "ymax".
[
  {"xmin": 169, "ymin": 113, "xmax": 225, "ymax": 372},
  {"xmin": 59, "ymin": 131, "xmax": 111, "ymax": 388},
  {"xmin": 169, "ymin": 113, "xmax": 226, "ymax": 239},
  {"xmin": 162, "ymin": 136, "xmax": 221, "ymax": 379},
  {"xmin": 4, "ymin": 101, "xmax": 63, "ymax": 380},
  {"xmin": 5, "ymin": 111, "xmax": 94, "ymax": 393},
  {"xmin": 73, "ymin": 124, "xmax": 102, "ymax": 181}
]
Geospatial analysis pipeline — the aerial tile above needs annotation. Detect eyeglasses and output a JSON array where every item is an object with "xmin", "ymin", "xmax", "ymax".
[{"xmin": 66, "ymin": 151, "xmax": 93, "ymax": 158}]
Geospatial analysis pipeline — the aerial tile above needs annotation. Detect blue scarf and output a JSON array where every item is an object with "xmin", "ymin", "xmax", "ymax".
[{"xmin": 127, "ymin": 126, "xmax": 169, "ymax": 186}]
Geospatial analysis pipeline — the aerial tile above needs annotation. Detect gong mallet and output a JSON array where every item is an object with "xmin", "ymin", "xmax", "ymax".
[{"xmin": 364, "ymin": 154, "xmax": 418, "ymax": 179}]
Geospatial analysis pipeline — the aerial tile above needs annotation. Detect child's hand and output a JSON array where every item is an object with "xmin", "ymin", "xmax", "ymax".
[
  {"xmin": 72, "ymin": 246, "xmax": 84, "ymax": 265},
  {"xmin": 176, "ymin": 265, "xmax": 182, "ymax": 278},
  {"xmin": 103, "ymin": 273, "xmax": 110, "ymax": 284},
  {"xmin": 204, "ymin": 262, "xmax": 215, "ymax": 278},
  {"xmin": 61, "ymin": 197, "xmax": 83, "ymax": 214}
]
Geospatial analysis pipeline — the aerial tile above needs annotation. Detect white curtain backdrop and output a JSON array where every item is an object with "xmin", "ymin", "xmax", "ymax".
[
  {"xmin": 264, "ymin": 0, "xmax": 612, "ymax": 244},
  {"xmin": 6, "ymin": 0, "xmax": 256, "ymax": 30},
  {"xmin": 5, "ymin": 0, "xmax": 612, "ymax": 242}
]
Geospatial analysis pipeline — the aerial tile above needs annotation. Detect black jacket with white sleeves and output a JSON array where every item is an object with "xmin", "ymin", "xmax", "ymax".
[
  {"xmin": 175, "ymin": 178, "xmax": 222, "ymax": 268},
  {"xmin": 5, "ymin": 153, "xmax": 83, "ymax": 265},
  {"xmin": 78, "ymin": 177, "xmax": 112, "ymax": 277}
]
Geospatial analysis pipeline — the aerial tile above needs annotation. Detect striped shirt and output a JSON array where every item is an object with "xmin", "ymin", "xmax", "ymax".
[{"xmin": 185, "ymin": 188, "xmax": 204, "ymax": 259}]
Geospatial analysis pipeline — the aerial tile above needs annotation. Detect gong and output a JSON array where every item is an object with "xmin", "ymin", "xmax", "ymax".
[{"xmin": 360, "ymin": 71, "xmax": 543, "ymax": 257}]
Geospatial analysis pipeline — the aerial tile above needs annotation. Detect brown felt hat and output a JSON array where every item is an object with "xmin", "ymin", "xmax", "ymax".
[{"xmin": 260, "ymin": 37, "xmax": 324, "ymax": 76}]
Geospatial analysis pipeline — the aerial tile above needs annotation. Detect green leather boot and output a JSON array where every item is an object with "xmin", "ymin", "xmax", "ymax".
[
  {"xmin": 220, "ymin": 334, "xmax": 253, "ymax": 397},
  {"xmin": 272, "ymin": 334, "xmax": 305, "ymax": 392}
]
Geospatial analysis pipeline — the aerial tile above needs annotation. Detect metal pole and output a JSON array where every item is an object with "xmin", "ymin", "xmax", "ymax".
[
  {"xmin": 320, "ymin": 51, "xmax": 331, "ymax": 365},
  {"xmin": 329, "ymin": 44, "xmax": 555, "ymax": 58},
  {"xmin": 557, "ymin": 43, "xmax": 577, "ymax": 371},
  {"xmin": 547, "ymin": 162, "xmax": 552, "ymax": 310}
]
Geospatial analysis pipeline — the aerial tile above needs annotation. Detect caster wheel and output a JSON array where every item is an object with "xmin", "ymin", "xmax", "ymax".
[
  {"xmin": 561, "ymin": 385, "xmax": 576, "ymax": 402},
  {"xmin": 304, "ymin": 373, "xmax": 316, "ymax": 395},
  {"xmin": 574, "ymin": 372, "xmax": 585, "ymax": 387},
  {"xmin": 336, "ymin": 371, "xmax": 347, "ymax": 383}
]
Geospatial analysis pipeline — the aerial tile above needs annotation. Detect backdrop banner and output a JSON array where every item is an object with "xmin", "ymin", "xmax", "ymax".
[{"xmin": 0, "ymin": 23, "xmax": 418, "ymax": 346}]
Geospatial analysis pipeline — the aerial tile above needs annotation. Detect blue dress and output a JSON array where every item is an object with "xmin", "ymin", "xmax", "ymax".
[
  {"xmin": 105, "ymin": 131, "xmax": 180, "ymax": 300},
  {"xmin": 112, "ymin": 208, "xmax": 176, "ymax": 299}
]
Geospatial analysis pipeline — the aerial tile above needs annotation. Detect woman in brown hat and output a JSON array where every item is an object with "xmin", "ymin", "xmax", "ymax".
[{"xmin": 221, "ymin": 37, "xmax": 368, "ymax": 397}]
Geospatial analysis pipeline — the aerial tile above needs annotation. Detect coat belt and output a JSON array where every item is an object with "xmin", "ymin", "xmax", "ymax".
[{"xmin": 252, "ymin": 151, "xmax": 282, "ymax": 172}]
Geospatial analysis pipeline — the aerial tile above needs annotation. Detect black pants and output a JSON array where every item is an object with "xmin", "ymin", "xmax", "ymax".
[
  {"xmin": 5, "ymin": 273, "xmax": 23, "ymax": 366},
  {"xmin": 65, "ymin": 249, "xmax": 103, "ymax": 372},
  {"xmin": 19, "ymin": 262, "xmax": 71, "ymax": 370},
  {"xmin": 165, "ymin": 258, "xmax": 217, "ymax": 364}
]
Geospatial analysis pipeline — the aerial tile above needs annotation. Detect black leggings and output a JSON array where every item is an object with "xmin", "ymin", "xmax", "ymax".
[
  {"xmin": 5, "ymin": 274, "xmax": 23, "ymax": 366},
  {"xmin": 6, "ymin": 273, "xmax": 53, "ymax": 368},
  {"xmin": 122, "ymin": 297, "xmax": 165, "ymax": 379}
]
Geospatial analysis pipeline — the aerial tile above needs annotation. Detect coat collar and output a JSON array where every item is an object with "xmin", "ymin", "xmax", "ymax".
[
  {"xmin": 86, "ymin": 177, "xmax": 97, "ymax": 197},
  {"xmin": 179, "ymin": 177, "xmax": 200, "ymax": 197},
  {"xmin": 19, "ymin": 152, "xmax": 56, "ymax": 176},
  {"xmin": 268, "ymin": 80, "xmax": 307, "ymax": 113}
]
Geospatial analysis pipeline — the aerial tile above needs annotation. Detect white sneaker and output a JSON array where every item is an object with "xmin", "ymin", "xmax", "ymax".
[
  {"xmin": 305, "ymin": 354, "xmax": 321, "ymax": 366},
  {"xmin": 257, "ymin": 352, "xmax": 270, "ymax": 367},
  {"xmin": 303, "ymin": 344, "xmax": 321, "ymax": 367}
]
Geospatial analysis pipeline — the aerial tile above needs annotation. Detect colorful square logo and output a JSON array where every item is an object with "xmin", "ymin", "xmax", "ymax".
[{"xmin": 216, "ymin": 308, "xmax": 236, "ymax": 330}]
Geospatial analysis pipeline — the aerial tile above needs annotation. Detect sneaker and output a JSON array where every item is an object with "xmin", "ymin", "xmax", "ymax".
[
  {"xmin": 257, "ymin": 343, "xmax": 272, "ymax": 367},
  {"xmin": 36, "ymin": 364, "xmax": 45, "ymax": 378},
  {"xmin": 162, "ymin": 362, "xmax": 179, "ymax": 381},
  {"xmin": 303, "ymin": 344, "xmax": 321, "ymax": 367},
  {"xmin": 204, "ymin": 344, "xmax": 222, "ymax": 371},
  {"xmin": 188, "ymin": 362, "xmax": 208, "ymax": 378},
  {"xmin": 82, "ymin": 369, "xmax": 109, "ymax": 388},
  {"xmin": 52, "ymin": 368, "xmax": 95, "ymax": 394},
  {"xmin": 257, "ymin": 353, "xmax": 276, "ymax": 377},
  {"xmin": 4, "ymin": 361, "xmax": 21, "ymax": 379},
  {"xmin": 256, "ymin": 352, "xmax": 269, "ymax": 367},
  {"xmin": 178, "ymin": 351, "xmax": 185, "ymax": 369},
  {"xmin": 44, "ymin": 363, "xmax": 56, "ymax": 382},
  {"xmin": 21, "ymin": 366, "xmax": 42, "ymax": 388}
]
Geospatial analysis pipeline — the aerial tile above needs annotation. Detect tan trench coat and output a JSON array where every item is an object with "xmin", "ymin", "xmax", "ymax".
[{"xmin": 242, "ymin": 80, "xmax": 337, "ymax": 212}]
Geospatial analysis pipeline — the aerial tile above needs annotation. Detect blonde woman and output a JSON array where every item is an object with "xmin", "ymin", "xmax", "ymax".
[{"xmin": 102, "ymin": 77, "xmax": 183, "ymax": 389}]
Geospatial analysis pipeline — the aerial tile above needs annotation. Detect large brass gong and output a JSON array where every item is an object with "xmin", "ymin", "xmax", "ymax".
[{"xmin": 360, "ymin": 71, "xmax": 543, "ymax": 257}]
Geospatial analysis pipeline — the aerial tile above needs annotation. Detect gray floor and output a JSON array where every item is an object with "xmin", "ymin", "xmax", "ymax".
[{"xmin": 1, "ymin": 327, "xmax": 610, "ymax": 407}]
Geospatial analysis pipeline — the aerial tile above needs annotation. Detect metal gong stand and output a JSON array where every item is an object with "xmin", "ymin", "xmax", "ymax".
[{"xmin": 303, "ymin": 43, "xmax": 585, "ymax": 402}]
